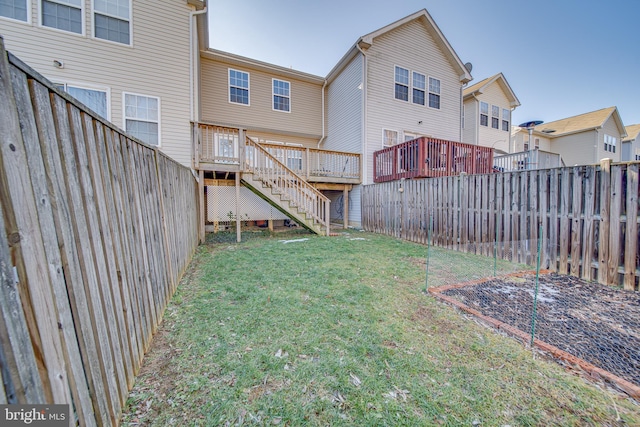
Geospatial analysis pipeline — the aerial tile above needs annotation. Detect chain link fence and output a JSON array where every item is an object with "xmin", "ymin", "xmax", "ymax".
[{"xmin": 424, "ymin": 217, "xmax": 640, "ymax": 398}]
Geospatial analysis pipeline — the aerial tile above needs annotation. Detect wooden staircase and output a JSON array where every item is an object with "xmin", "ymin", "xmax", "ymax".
[{"xmin": 241, "ymin": 137, "xmax": 330, "ymax": 236}]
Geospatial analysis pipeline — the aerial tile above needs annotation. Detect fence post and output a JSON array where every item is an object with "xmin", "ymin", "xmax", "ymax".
[{"xmin": 530, "ymin": 222, "xmax": 543, "ymax": 347}]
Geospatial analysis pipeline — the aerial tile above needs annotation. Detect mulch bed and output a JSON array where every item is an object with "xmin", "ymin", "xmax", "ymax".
[{"xmin": 429, "ymin": 272, "xmax": 640, "ymax": 399}]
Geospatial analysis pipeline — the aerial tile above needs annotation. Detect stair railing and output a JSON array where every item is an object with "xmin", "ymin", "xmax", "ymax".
[{"xmin": 244, "ymin": 136, "xmax": 330, "ymax": 235}]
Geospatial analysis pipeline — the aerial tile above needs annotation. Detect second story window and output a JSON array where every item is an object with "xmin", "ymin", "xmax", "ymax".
[
  {"xmin": 272, "ymin": 79, "xmax": 290, "ymax": 112},
  {"xmin": 412, "ymin": 72, "xmax": 425, "ymax": 106},
  {"xmin": 394, "ymin": 66, "xmax": 409, "ymax": 101},
  {"xmin": 94, "ymin": 0, "xmax": 131, "ymax": 44},
  {"xmin": 1, "ymin": 0, "xmax": 28, "ymax": 22},
  {"xmin": 604, "ymin": 134, "xmax": 617, "ymax": 153},
  {"xmin": 428, "ymin": 77, "xmax": 440, "ymax": 109},
  {"xmin": 502, "ymin": 108, "xmax": 510, "ymax": 131},
  {"xmin": 42, "ymin": 0, "xmax": 82, "ymax": 34},
  {"xmin": 229, "ymin": 69, "xmax": 249, "ymax": 105},
  {"xmin": 480, "ymin": 102, "xmax": 488, "ymax": 126},
  {"xmin": 124, "ymin": 93, "xmax": 160, "ymax": 146},
  {"xmin": 491, "ymin": 105, "xmax": 500, "ymax": 129}
]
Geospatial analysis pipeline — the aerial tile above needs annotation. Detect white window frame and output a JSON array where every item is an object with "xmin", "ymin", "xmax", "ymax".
[
  {"xmin": 0, "ymin": 0, "xmax": 31, "ymax": 23},
  {"xmin": 412, "ymin": 72, "xmax": 426, "ymax": 106},
  {"xmin": 228, "ymin": 68, "xmax": 250, "ymax": 106},
  {"xmin": 480, "ymin": 102, "xmax": 488, "ymax": 127},
  {"xmin": 383, "ymin": 129, "xmax": 398, "ymax": 147},
  {"xmin": 40, "ymin": 0, "xmax": 84, "ymax": 35},
  {"xmin": 92, "ymin": 0, "xmax": 133, "ymax": 46},
  {"xmin": 604, "ymin": 134, "xmax": 617, "ymax": 153},
  {"xmin": 502, "ymin": 108, "xmax": 510, "ymax": 132},
  {"xmin": 272, "ymin": 78, "xmax": 290, "ymax": 113},
  {"xmin": 428, "ymin": 76, "xmax": 441, "ymax": 110},
  {"xmin": 491, "ymin": 105, "xmax": 500, "ymax": 129},
  {"xmin": 123, "ymin": 92, "xmax": 161, "ymax": 147},
  {"xmin": 394, "ymin": 66, "xmax": 409, "ymax": 102},
  {"xmin": 55, "ymin": 82, "xmax": 111, "ymax": 120}
]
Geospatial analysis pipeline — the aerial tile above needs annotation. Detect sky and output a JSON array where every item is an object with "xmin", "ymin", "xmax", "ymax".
[{"xmin": 209, "ymin": 0, "xmax": 640, "ymax": 128}]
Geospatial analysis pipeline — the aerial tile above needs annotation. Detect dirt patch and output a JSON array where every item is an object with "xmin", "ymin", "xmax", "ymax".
[{"xmin": 430, "ymin": 272, "xmax": 640, "ymax": 398}]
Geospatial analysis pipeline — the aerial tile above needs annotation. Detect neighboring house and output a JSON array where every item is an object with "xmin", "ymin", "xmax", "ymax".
[
  {"xmin": 196, "ymin": 9, "xmax": 472, "ymax": 229},
  {"xmin": 511, "ymin": 107, "xmax": 627, "ymax": 165},
  {"xmin": 622, "ymin": 124, "xmax": 640, "ymax": 161},
  {"xmin": 0, "ymin": 0, "xmax": 207, "ymax": 166},
  {"xmin": 462, "ymin": 73, "xmax": 520, "ymax": 153}
]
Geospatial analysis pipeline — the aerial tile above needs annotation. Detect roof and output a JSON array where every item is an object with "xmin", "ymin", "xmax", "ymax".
[
  {"xmin": 201, "ymin": 49, "xmax": 326, "ymax": 84},
  {"xmin": 327, "ymin": 9, "xmax": 472, "ymax": 84},
  {"xmin": 463, "ymin": 73, "xmax": 520, "ymax": 108},
  {"xmin": 624, "ymin": 124, "xmax": 640, "ymax": 142},
  {"xmin": 517, "ymin": 107, "xmax": 627, "ymax": 139}
]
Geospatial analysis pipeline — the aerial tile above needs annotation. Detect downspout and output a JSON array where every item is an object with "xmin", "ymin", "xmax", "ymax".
[
  {"xmin": 190, "ymin": 6, "xmax": 207, "ymax": 122},
  {"xmin": 356, "ymin": 43, "xmax": 367, "ymax": 184},
  {"xmin": 317, "ymin": 79, "xmax": 328, "ymax": 147}
]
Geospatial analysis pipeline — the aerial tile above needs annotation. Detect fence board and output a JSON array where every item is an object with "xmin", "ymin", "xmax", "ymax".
[
  {"xmin": 1, "ymin": 43, "xmax": 200, "ymax": 424},
  {"xmin": 362, "ymin": 161, "xmax": 640, "ymax": 291},
  {"xmin": 624, "ymin": 164, "xmax": 639, "ymax": 290}
]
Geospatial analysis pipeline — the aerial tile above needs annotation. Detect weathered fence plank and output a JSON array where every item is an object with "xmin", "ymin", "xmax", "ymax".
[{"xmin": 624, "ymin": 164, "xmax": 639, "ymax": 290}]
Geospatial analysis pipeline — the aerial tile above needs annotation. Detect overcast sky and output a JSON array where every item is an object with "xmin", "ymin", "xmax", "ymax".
[{"xmin": 209, "ymin": 0, "xmax": 640, "ymax": 128}]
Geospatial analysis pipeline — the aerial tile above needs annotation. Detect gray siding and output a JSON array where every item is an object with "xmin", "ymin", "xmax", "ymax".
[
  {"xmin": 0, "ymin": 0, "xmax": 195, "ymax": 165},
  {"xmin": 462, "ymin": 100, "xmax": 478, "ymax": 146},
  {"xmin": 200, "ymin": 57, "xmax": 323, "ymax": 139},
  {"xmin": 324, "ymin": 54, "xmax": 363, "ymax": 153}
]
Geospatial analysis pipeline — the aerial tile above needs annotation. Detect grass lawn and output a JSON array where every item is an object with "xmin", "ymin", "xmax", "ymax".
[{"xmin": 122, "ymin": 230, "xmax": 639, "ymax": 426}]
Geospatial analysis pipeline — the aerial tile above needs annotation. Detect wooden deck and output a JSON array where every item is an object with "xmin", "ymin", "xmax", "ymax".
[
  {"xmin": 193, "ymin": 123, "xmax": 362, "ymax": 185},
  {"xmin": 373, "ymin": 137, "xmax": 494, "ymax": 183}
]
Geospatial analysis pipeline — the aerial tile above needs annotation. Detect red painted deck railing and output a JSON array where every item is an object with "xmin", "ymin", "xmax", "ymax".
[{"xmin": 373, "ymin": 137, "xmax": 494, "ymax": 183}]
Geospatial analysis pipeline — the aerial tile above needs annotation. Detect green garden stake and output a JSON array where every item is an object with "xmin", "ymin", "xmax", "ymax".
[
  {"xmin": 425, "ymin": 214, "xmax": 433, "ymax": 292},
  {"xmin": 530, "ymin": 223, "xmax": 543, "ymax": 347}
]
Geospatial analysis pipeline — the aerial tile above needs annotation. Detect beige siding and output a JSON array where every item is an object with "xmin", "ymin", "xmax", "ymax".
[
  {"xmin": 200, "ymin": 57, "xmax": 323, "ymax": 139},
  {"xmin": 1, "ymin": 0, "xmax": 195, "ymax": 165},
  {"xmin": 246, "ymin": 131, "xmax": 318, "ymax": 148},
  {"xmin": 473, "ymin": 84, "xmax": 512, "ymax": 153},
  {"xmin": 552, "ymin": 131, "xmax": 599, "ymax": 166},
  {"xmin": 462, "ymin": 99, "xmax": 478, "ymax": 146},
  {"xmin": 600, "ymin": 116, "xmax": 623, "ymax": 162},
  {"xmin": 364, "ymin": 19, "xmax": 463, "ymax": 184},
  {"xmin": 325, "ymin": 54, "xmax": 362, "ymax": 153}
]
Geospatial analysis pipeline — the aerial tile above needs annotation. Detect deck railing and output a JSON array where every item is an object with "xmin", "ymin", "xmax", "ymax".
[
  {"xmin": 493, "ymin": 149, "xmax": 565, "ymax": 172},
  {"xmin": 373, "ymin": 137, "xmax": 494, "ymax": 182},
  {"xmin": 245, "ymin": 137, "xmax": 331, "ymax": 234},
  {"xmin": 193, "ymin": 122, "xmax": 361, "ymax": 182}
]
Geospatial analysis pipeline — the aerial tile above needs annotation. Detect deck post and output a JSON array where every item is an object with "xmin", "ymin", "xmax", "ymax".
[
  {"xmin": 198, "ymin": 169, "xmax": 205, "ymax": 243},
  {"xmin": 236, "ymin": 172, "xmax": 241, "ymax": 243},
  {"xmin": 343, "ymin": 186, "xmax": 349, "ymax": 229},
  {"xmin": 238, "ymin": 128, "xmax": 245, "ymax": 170},
  {"xmin": 326, "ymin": 199, "xmax": 331, "ymax": 236},
  {"xmin": 306, "ymin": 148, "xmax": 310, "ymax": 181}
]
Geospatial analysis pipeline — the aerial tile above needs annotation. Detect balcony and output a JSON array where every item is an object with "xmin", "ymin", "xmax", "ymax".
[
  {"xmin": 373, "ymin": 137, "xmax": 494, "ymax": 183},
  {"xmin": 192, "ymin": 123, "xmax": 361, "ymax": 185}
]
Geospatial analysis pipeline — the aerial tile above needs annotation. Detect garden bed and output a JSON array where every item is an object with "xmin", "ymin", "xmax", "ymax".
[{"xmin": 429, "ymin": 272, "xmax": 640, "ymax": 399}]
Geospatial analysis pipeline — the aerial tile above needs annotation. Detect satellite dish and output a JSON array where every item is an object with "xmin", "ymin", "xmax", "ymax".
[{"xmin": 464, "ymin": 62, "xmax": 473, "ymax": 73}]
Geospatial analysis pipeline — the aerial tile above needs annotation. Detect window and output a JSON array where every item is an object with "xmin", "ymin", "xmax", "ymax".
[
  {"xmin": 56, "ymin": 83, "xmax": 109, "ymax": 119},
  {"xmin": 383, "ymin": 129, "xmax": 398, "ymax": 147},
  {"xmin": 428, "ymin": 77, "xmax": 440, "ymax": 109},
  {"xmin": 604, "ymin": 134, "xmax": 617, "ymax": 153},
  {"xmin": 534, "ymin": 138, "xmax": 539, "ymax": 149},
  {"xmin": 94, "ymin": 0, "xmax": 130, "ymax": 44},
  {"xmin": 229, "ymin": 69, "xmax": 249, "ymax": 105},
  {"xmin": 1, "ymin": 0, "xmax": 28, "ymax": 21},
  {"xmin": 491, "ymin": 105, "xmax": 499, "ymax": 129},
  {"xmin": 480, "ymin": 102, "xmax": 488, "ymax": 126},
  {"xmin": 394, "ymin": 66, "xmax": 409, "ymax": 101},
  {"xmin": 412, "ymin": 72, "xmax": 425, "ymax": 106},
  {"xmin": 524, "ymin": 140, "xmax": 529, "ymax": 151},
  {"xmin": 272, "ymin": 79, "xmax": 290, "ymax": 112},
  {"xmin": 502, "ymin": 108, "xmax": 510, "ymax": 131},
  {"xmin": 42, "ymin": 0, "xmax": 82, "ymax": 34},
  {"xmin": 124, "ymin": 93, "xmax": 159, "ymax": 146}
]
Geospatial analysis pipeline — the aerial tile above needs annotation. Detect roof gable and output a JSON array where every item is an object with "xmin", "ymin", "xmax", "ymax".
[
  {"xmin": 463, "ymin": 73, "xmax": 520, "ymax": 108},
  {"xmin": 624, "ymin": 124, "xmax": 640, "ymax": 141},
  {"xmin": 533, "ymin": 107, "xmax": 626, "ymax": 138},
  {"xmin": 328, "ymin": 9, "xmax": 471, "ymax": 84}
]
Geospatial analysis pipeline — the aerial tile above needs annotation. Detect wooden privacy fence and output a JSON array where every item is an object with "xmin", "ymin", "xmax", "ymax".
[
  {"xmin": 0, "ymin": 39, "xmax": 200, "ymax": 425},
  {"xmin": 362, "ymin": 159, "xmax": 640, "ymax": 291}
]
